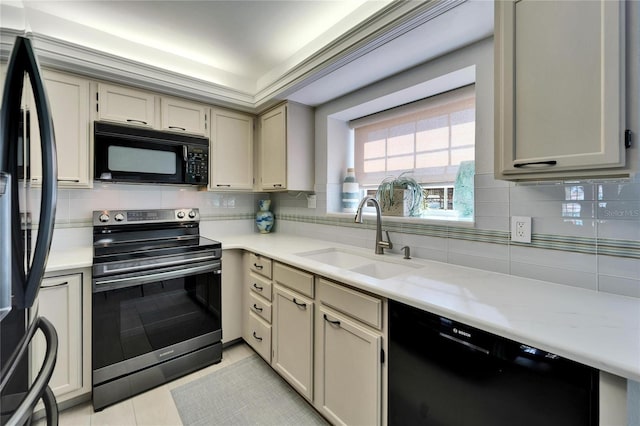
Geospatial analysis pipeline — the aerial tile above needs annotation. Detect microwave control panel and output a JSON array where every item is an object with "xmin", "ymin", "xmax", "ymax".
[{"xmin": 186, "ymin": 147, "xmax": 208, "ymax": 184}]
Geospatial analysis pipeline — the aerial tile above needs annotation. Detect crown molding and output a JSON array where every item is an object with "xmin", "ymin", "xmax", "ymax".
[{"xmin": 1, "ymin": 0, "xmax": 467, "ymax": 113}]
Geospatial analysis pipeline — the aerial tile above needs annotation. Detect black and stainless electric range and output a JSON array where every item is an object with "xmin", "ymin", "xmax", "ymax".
[{"xmin": 91, "ymin": 208, "xmax": 222, "ymax": 411}]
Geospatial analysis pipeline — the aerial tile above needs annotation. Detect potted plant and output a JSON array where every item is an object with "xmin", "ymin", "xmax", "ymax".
[{"xmin": 375, "ymin": 172, "xmax": 424, "ymax": 217}]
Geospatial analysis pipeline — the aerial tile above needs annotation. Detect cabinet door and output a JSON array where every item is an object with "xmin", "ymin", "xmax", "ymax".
[
  {"xmin": 273, "ymin": 285, "xmax": 313, "ymax": 401},
  {"xmin": 259, "ymin": 105, "xmax": 287, "ymax": 190},
  {"xmin": 317, "ymin": 306, "xmax": 381, "ymax": 426},
  {"xmin": 97, "ymin": 83, "xmax": 155, "ymax": 127},
  {"xmin": 32, "ymin": 274, "xmax": 82, "ymax": 398},
  {"xmin": 29, "ymin": 71, "xmax": 91, "ymax": 187},
  {"xmin": 160, "ymin": 97, "xmax": 208, "ymax": 136},
  {"xmin": 495, "ymin": 0, "xmax": 626, "ymax": 179},
  {"xmin": 209, "ymin": 109, "xmax": 254, "ymax": 190}
]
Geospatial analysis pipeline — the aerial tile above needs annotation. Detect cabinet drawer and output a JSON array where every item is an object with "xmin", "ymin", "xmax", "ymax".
[
  {"xmin": 248, "ymin": 272, "xmax": 272, "ymax": 302},
  {"xmin": 249, "ymin": 253, "xmax": 272, "ymax": 279},
  {"xmin": 318, "ymin": 278, "xmax": 382, "ymax": 330},
  {"xmin": 249, "ymin": 291, "xmax": 272, "ymax": 323},
  {"xmin": 273, "ymin": 262, "xmax": 314, "ymax": 298},
  {"xmin": 247, "ymin": 312, "xmax": 271, "ymax": 363}
]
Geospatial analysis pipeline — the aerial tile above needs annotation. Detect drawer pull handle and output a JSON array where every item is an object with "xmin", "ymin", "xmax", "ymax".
[
  {"xmin": 216, "ymin": 184, "xmax": 231, "ymax": 187},
  {"xmin": 252, "ymin": 332, "xmax": 263, "ymax": 342},
  {"xmin": 43, "ymin": 281, "xmax": 68, "ymax": 289},
  {"xmin": 253, "ymin": 283, "xmax": 263, "ymax": 291},
  {"xmin": 126, "ymin": 119, "xmax": 148, "ymax": 125},
  {"xmin": 293, "ymin": 298, "xmax": 307, "ymax": 309},
  {"xmin": 323, "ymin": 314, "xmax": 340, "ymax": 327},
  {"xmin": 513, "ymin": 160, "xmax": 557, "ymax": 168},
  {"xmin": 253, "ymin": 304, "xmax": 263, "ymax": 312},
  {"xmin": 169, "ymin": 126, "xmax": 186, "ymax": 131},
  {"xmin": 253, "ymin": 263, "xmax": 263, "ymax": 270}
]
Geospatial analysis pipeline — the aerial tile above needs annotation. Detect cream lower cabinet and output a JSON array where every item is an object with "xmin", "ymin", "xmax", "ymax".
[
  {"xmin": 242, "ymin": 255, "xmax": 385, "ymax": 425},
  {"xmin": 272, "ymin": 262, "xmax": 315, "ymax": 401},
  {"xmin": 32, "ymin": 270, "xmax": 90, "ymax": 404},
  {"xmin": 315, "ymin": 278, "xmax": 383, "ymax": 426},
  {"xmin": 244, "ymin": 253, "xmax": 273, "ymax": 363}
]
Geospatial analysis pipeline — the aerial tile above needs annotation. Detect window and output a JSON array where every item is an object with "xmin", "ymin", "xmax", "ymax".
[{"xmin": 351, "ymin": 85, "xmax": 475, "ymax": 220}]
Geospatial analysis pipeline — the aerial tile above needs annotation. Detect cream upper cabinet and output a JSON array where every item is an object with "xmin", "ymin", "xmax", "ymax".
[
  {"xmin": 97, "ymin": 83, "xmax": 156, "ymax": 128},
  {"xmin": 29, "ymin": 70, "xmax": 91, "ymax": 188},
  {"xmin": 259, "ymin": 102, "xmax": 314, "ymax": 191},
  {"xmin": 32, "ymin": 273, "xmax": 83, "ymax": 399},
  {"xmin": 495, "ymin": 0, "xmax": 628, "ymax": 180},
  {"xmin": 209, "ymin": 109, "xmax": 254, "ymax": 190},
  {"xmin": 160, "ymin": 97, "xmax": 208, "ymax": 136}
]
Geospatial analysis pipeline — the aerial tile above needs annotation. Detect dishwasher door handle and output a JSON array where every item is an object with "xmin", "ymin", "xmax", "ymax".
[{"xmin": 439, "ymin": 332, "xmax": 490, "ymax": 355}]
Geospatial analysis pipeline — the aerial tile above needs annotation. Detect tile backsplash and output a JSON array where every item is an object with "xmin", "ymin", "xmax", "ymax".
[{"xmin": 273, "ymin": 174, "xmax": 640, "ymax": 299}]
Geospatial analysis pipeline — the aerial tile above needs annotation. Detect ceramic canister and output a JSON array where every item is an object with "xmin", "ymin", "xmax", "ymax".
[{"xmin": 256, "ymin": 199, "xmax": 274, "ymax": 233}]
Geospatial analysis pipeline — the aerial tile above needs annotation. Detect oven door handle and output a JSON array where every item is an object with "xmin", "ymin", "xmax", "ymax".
[{"xmin": 93, "ymin": 263, "xmax": 220, "ymax": 292}]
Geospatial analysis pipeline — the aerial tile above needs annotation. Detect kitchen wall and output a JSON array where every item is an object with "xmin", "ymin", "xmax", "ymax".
[
  {"xmin": 272, "ymin": 34, "xmax": 640, "ymax": 300},
  {"xmin": 43, "ymin": 183, "xmax": 261, "ymax": 252}
]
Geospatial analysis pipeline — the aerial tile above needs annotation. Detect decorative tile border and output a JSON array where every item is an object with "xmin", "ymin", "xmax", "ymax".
[{"xmin": 278, "ymin": 214, "xmax": 640, "ymax": 260}]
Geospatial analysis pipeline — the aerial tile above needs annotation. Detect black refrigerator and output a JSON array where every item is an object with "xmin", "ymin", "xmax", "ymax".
[{"xmin": 0, "ymin": 36, "xmax": 60, "ymax": 425}]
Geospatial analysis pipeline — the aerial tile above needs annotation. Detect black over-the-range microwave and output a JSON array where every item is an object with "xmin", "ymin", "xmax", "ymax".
[{"xmin": 94, "ymin": 121, "xmax": 209, "ymax": 185}]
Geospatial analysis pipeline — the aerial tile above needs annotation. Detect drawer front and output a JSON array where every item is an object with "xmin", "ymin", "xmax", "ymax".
[
  {"xmin": 273, "ymin": 262, "xmax": 314, "ymax": 298},
  {"xmin": 247, "ymin": 312, "xmax": 271, "ymax": 363},
  {"xmin": 248, "ymin": 272, "xmax": 272, "ymax": 302},
  {"xmin": 249, "ymin": 253, "xmax": 272, "ymax": 279},
  {"xmin": 249, "ymin": 291, "xmax": 272, "ymax": 323},
  {"xmin": 318, "ymin": 278, "xmax": 382, "ymax": 330}
]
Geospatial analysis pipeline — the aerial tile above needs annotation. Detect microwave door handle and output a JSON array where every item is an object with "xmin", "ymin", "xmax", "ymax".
[{"xmin": 183, "ymin": 145, "xmax": 188, "ymax": 162}]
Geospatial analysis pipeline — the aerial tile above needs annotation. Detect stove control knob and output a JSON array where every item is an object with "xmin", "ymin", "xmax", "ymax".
[
  {"xmin": 99, "ymin": 213, "xmax": 110, "ymax": 223},
  {"xmin": 177, "ymin": 211, "xmax": 185, "ymax": 219},
  {"xmin": 114, "ymin": 213, "xmax": 125, "ymax": 222},
  {"xmin": 188, "ymin": 210, "xmax": 197, "ymax": 219}
]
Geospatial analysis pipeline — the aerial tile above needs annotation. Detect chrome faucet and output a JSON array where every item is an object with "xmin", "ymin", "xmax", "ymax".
[{"xmin": 354, "ymin": 196, "xmax": 392, "ymax": 254}]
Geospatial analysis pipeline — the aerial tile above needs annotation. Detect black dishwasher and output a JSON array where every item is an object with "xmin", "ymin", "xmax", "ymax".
[{"xmin": 388, "ymin": 300, "xmax": 599, "ymax": 425}]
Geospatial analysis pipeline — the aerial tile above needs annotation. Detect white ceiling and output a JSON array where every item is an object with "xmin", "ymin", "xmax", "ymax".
[{"xmin": 0, "ymin": 0, "xmax": 494, "ymax": 109}]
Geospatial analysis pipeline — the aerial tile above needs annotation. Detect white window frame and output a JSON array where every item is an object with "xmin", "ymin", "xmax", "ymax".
[{"xmin": 351, "ymin": 85, "xmax": 476, "ymax": 221}]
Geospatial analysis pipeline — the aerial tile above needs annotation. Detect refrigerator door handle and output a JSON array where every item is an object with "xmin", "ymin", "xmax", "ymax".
[
  {"xmin": 0, "ymin": 316, "xmax": 59, "ymax": 426},
  {"xmin": 0, "ymin": 36, "xmax": 57, "ymax": 309},
  {"xmin": 0, "ymin": 173, "xmax": 10, "ymax": 321}
]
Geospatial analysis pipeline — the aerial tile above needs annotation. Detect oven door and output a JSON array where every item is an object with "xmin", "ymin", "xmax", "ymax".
[{"xmin": 91, "ymin": 261, "xmax": 221, "ymax": 385}]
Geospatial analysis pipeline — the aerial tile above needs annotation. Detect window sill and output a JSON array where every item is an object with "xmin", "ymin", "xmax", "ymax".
[{"xmin": 326, "ymin": 211, "xmax": 475, "ymax": 228}]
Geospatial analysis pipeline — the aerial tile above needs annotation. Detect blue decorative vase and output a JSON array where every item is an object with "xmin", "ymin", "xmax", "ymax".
[
  {"xmin": 342, "ymin": 168, "xmax": 359, "ymax": 213},
  {"xmin": 256, "ymin": 199, "xmax": 274, "ymax": 233}
]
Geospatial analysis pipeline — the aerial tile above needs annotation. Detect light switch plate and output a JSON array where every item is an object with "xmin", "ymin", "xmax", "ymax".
[{"xmin": 511, "ymin": 216, "xmax": 532, "ymax": 243}]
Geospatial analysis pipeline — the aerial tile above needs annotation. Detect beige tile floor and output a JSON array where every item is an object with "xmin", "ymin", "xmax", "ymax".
[{"xmin": 46, "ymin": 342, "xmax": 255, "ymax": 426}]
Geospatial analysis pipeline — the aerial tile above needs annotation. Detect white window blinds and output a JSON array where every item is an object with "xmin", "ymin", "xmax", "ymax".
[{"xmin": 351, "ymin": 85, "xmax": 475, "ymax": 186}]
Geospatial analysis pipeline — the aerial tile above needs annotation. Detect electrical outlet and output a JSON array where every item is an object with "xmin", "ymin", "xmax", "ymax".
[{"xmin": 511, "ymin": 216, "xmax": 532, "ymax": 243}]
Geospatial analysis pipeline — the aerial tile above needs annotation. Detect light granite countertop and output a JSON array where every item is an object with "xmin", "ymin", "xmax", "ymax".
[{"xmin": 45, "ymin": 233, "xmax": 640, "ymax": 383}]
